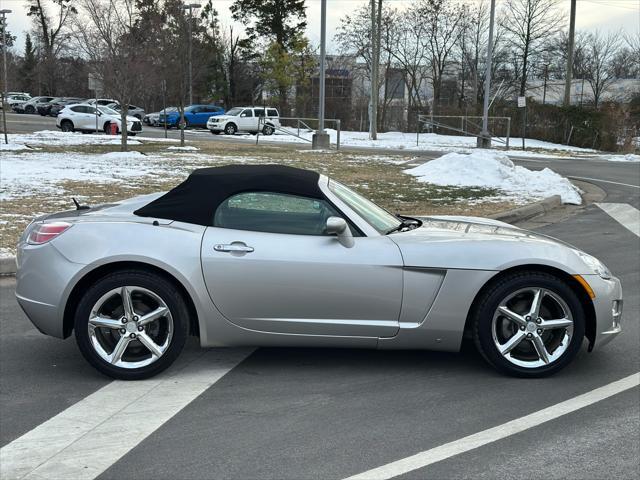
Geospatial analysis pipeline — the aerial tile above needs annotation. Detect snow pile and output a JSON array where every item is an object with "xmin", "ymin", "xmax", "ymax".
[
  {"xmin": 167, "ymin": 145, "xmax": 199, "ymax": 151},
  {"xmin": 404, "ymin": 150, "xmax": 582, "ymax": 205},
  {"xmin": 600, "ymin": 153, "xmax": 640, "ymax": 162}
]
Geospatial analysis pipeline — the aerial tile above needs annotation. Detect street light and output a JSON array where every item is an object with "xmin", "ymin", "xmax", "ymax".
[
  {"xmin": 312, "ymin": 0, "xmax": 329, "ymax": 150},
  {"xmin": 1, "ymin": 8, "xmax": 12, "ymax": 145},
  {"xmin": 478, "ymin": 0, "xmax": 496, "ymax": 149},
  {"xmin": 182, "ymin": 3, "xmax": 201, "ymax": 106}
]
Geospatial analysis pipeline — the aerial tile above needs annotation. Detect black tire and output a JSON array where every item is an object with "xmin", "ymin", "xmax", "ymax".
[
  {"xmin": 262, "ymin": 124, "xmax": 275, "ymax": 136},
  {"xmin": 224, "ymin": 123, "xmax": 237, "ymax": 135},
  {"xmin": 25, "ymin": 105, "xmax": 35, "ymax": 114},
  {"xmin": 472, "ymin": 271, "xmax": 585, "ymax": 378},
  {"xmin": 103, "ymin": 121, "xmax": 111, "ymax": 133},
  {"xmin": 211, "ymin": 130, "xmax": 220, "ymax": 135},
  {"xmin": 74, "ymin": 270, "xmax": 189, "ymax": 380},
  {"xmin": 60, "ymin": 120, "xmax": 74, "ymax": 132}
]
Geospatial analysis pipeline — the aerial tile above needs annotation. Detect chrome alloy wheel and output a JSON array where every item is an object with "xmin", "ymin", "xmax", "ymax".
[
  {"xmin": 491, "ymin": 287, "xmax": 574, "ymax": 368},
  {"xmin": 88, "ymin": 286, "xmax": 173, "ymax": 369}
]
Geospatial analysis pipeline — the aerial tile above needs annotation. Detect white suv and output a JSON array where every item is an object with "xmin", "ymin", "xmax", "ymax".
[
  {"xmin": 207, "ymin": 106, "xmax": 280, "ymax": 135},
  {"xmin": 56, "ymin": 104, "xmax": 143, "ymax": 135}
]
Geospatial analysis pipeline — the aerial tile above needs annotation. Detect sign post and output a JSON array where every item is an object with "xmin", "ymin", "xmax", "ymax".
[
  {"xmin": 88, "ymin": 73, "xmax": 103, "ymax": 133},
  {"xmin": 517, "ymin": 96, "xmax": 526, "ymax": 150}
]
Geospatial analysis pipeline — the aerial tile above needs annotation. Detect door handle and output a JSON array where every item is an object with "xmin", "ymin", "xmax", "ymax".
[{"xmin": 214, "ymin": 243, "xmax": 254, "ymax": 253}]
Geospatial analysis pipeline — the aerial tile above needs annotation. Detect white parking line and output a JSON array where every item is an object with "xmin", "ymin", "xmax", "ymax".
[
  {"xmin": 0, "ymin": 348, "xmax": 253, "ymax": 480},
  {"xmin": 571, "ymin": 176, "xmax": 640, "ymax": 189},
  {"xmin": 596, "ymin": 203, "xmax": 640, "ymax": 237},
  {"xmin": 344, "ymin": 372, "xmax": 640, "ymax": 480}
]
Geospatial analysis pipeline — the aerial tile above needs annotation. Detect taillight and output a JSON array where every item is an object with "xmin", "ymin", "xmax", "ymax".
[{"xmin": 27, "ymin": 222, "xmax": 72, "ymax": 245}]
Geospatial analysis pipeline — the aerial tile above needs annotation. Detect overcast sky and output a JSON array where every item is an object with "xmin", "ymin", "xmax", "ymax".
[{"xmin": 1, "ymin": 0, "xmax": 639, "ymax": 54}]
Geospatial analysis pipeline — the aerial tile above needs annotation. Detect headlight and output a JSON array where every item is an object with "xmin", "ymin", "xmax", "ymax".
[{"xmin": 576, "ymin": 251, "xmax": 612, "ymax": 279}]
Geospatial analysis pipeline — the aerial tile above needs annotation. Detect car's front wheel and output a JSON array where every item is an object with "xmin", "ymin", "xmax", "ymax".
[
  {"xmin": 74, "ymin": 270, "xmax": 189, "ymax": 380},
  {"xmin": 472, "ymin": 271, "xmax": 585, "ymax": 377},
  {"xmin": 224, "ymin": 123, "xmax": 237, "ymax": 135}
]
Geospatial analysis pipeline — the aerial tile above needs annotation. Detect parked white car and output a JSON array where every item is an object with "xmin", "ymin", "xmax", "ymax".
[
  {"xmin": 86, "ymin": 98, "xmax": 119, "ymax": 107},
  {"xmin": 1, "ymin": 94, "xmax": 31, "ymax": 109},
  {"xmin": 56, "ymin": 104, "xmax": 143, "ymax": 135},
  {"xmin": 207, "ymin": 106, "xmax": 280, "ymax": 135},
  {"xmin": 105, "ymin": 102, "xmax": 145, "ymax": 120}
]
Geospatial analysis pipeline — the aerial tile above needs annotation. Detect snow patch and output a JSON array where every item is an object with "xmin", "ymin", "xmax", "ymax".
[
  {"xmin": 167, "ymin": 145, "xmax": 199, "ymax": 151},
  {"xmin": 404, "ymin": 150, "xmax": 582, "ymax": 205},
  {"xmin": 600, "ymin": 153, "xmax": 640, "ymax": 163},
  {"xmin": 0, "ymin": 143, "xmax": 32, "ymax": 151}
]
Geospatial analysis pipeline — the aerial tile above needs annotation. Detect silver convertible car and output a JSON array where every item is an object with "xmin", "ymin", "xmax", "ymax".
[{"xmin": 16, "ymin": 165, "xmax": 622, "ymax": 380}]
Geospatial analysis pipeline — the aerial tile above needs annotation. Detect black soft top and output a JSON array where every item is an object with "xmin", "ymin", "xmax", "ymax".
[{"xmin": 134, "ymin": 164, "xmax": 324, "ymax": 226}]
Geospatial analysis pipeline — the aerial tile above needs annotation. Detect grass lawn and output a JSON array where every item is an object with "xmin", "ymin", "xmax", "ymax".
[{"xmin": 1, "ymin": 139, "xmax": 517, "ymax": 255}]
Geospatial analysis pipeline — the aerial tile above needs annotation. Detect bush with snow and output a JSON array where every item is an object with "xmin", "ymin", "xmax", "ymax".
[{"xmin": 404, "ymin": 150, "xmax": 582, "ymax": 205}]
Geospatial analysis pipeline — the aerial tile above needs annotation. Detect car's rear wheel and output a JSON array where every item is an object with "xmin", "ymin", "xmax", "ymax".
[
  {"xmin": 472, "ymin": 271, "xmax": 585, "ymax": 377},
  {"xmin": 74, "ymin": 270, "xmax": 189, "ymax": 380},
  {"xmin": 60, "ymin": 120, "xmax": 74, "ymax": 132},
  {"xmin": 262, "ymin": 124, "xmax": 275, "ymax": 135},
  {"xmin": 224, "ymin": 123, "xmax": 237, "ymax": 135},
  {"xmin": 25, "ymin": 105, "xmax": 35, "ymax": 114}
]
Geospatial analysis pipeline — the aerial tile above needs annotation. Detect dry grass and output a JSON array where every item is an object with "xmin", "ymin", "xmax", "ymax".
[{"xmin": 1, "ymin": 139, "xmax": 519, "ymax": 254}]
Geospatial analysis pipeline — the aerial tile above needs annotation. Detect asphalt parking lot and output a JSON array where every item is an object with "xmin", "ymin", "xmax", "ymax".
[{"xmin": 1, "ymin": 115, "xmax": 639, "ymax": 479}]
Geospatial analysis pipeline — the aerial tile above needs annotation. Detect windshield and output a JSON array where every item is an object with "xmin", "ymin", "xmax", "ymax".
[
  {"xmin": 226, "ymin": 107, "xmax": 242, "ymax": 116},
  {"xmin": 328, "ymin": 179, "xmax": 401, "ymax": 234},
  {"xmin": 98, "ymin": 106, "xmax": 119, "ymax": 115}
]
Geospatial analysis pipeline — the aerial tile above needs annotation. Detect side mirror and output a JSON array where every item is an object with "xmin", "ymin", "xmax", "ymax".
[{"xmin": 326, "ymin": 217, "xmax": 354, "ymax": 248}]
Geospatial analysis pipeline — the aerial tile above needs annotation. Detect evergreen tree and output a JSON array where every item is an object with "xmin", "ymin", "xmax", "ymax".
[
  {"xmin": 230, "ymin": 0, "xmax": 307, "ymax": 49},
  {"xmin": 19, "ymin": 34, "xmax": 38, "ymax": 94}
]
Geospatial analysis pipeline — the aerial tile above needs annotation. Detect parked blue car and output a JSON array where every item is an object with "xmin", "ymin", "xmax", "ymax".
[{"xmin": 159, "ymin": 104, "xmax": 224, "ymax": 128}]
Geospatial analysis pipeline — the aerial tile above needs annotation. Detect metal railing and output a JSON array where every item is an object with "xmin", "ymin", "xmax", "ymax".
[
  {"xmin": 417, "ymin": 114, "xmax": 511, "ymax": 149},
  {"xmin": 257, "ymin": 116, "xmax": 342, "ymax": 150}
]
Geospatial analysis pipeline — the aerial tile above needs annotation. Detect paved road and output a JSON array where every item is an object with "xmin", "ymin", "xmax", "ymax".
[{"xmin": 1, "ymin": 113, "xmax": 639, "ymax": 479}]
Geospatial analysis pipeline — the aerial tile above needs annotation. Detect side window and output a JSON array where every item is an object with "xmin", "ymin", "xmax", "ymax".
[
  {"xmin": 70, "ymin": 106, "xmax": 84, "ymax": 113},
  {"xmin": 190, "ymin": 107, "xmax": 202, "ymax": 113},
  {"xmin": 267, "ymin": 109, "xmax": 278, "ymax": 117},
  {"xmin": 254, "ymin": 108, "xmax": 265, "ymax": 117},
  {"xmin": 214, "ymin": 192, "xmax": 341, "ymax": 236},
  {"xmin": 241, "ymin": 109, "xmax": 253, "ymax": 117}
]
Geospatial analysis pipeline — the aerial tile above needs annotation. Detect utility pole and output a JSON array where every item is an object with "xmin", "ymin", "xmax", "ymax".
[
  {"xmin": 183, "ymin": 3, "xmax": 201, "ymax": 106},
  {"xmin": 312, "ymin": 0, "xmax": 330, "ymax": 149},
  {"xmin": 563, "ymin": 0, "xmax": 576, "ymax": 107},
  {"xmin": 369, "ymin": 0, "xmax": 379, "ymax": 140},
  {"xmin": 0, "ymin": 9, "xmax": 11, "ymax": 145},
  {"xmin": 478, "ymin": 0, "xmax": 495, "ymax": 148}
]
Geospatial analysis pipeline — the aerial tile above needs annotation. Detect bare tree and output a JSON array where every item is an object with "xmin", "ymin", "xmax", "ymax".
[
  {"xmin": 500, "ymin": 0, "xmax": 564, "ymax": 97},
  {"xmin": 26, "ymin": 0, "xmax": 77, "ymax": 94},
  {"xmin": 418, "ymin": 0, "xmax": 464, "ymax": 109},
  {"xmin": 583, "ymin": 31, "xmax": 621, "ymax": 108},
  {"xmin": 73, "ymin": 0, "xmax": 144, "ymax": 151}
]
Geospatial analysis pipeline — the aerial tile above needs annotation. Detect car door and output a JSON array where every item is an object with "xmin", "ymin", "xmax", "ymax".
[
  {"xmin": 237, "ymin": 109, "xmax": 254, "ymax": 131},
  {"xmin": 200, "ymin": 191, "xmax": 403, "ymax": 337}
]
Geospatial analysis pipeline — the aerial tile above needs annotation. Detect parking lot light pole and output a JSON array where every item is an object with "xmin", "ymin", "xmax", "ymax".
[
  {"xmin": 477, "ymin": 0, "xmax": 495, "ymax": 149},
  {"xmin": 1, "ymin": 9, "xmax": 11, "ymax": 144},
  {"xmin": 312, "ymin": 0, "xmax": 330, "ymax": 150},
  {"xmin": 183, "ymin": 3, "xmax": 200, "ymax": 106}
]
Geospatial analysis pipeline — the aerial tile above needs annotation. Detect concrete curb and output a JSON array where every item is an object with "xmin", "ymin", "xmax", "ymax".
[
  {"xmin": 0, "ymin": 256, "xmax": 17, "ymax": 276},
  {"xmin": 489, "ymin": 194, "xmax": 562, "ymax": 224}
]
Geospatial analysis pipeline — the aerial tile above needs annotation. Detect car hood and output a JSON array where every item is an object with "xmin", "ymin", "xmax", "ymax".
[
  {"xmin": 389, "ymin": 215, "xmax": 589, "ymax": 274},
  {"xmin": 207, "ymin": 115, "xmax": 236, "ymax": 122}
]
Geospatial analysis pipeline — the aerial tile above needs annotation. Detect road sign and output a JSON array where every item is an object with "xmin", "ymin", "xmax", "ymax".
[
  {"xmin": 517, "ymin": 96, "xmax": 526, "ymax": 108},
  {"xmin": 88, "ymin": 73, "xmax": 103, "ymax": 92}
]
